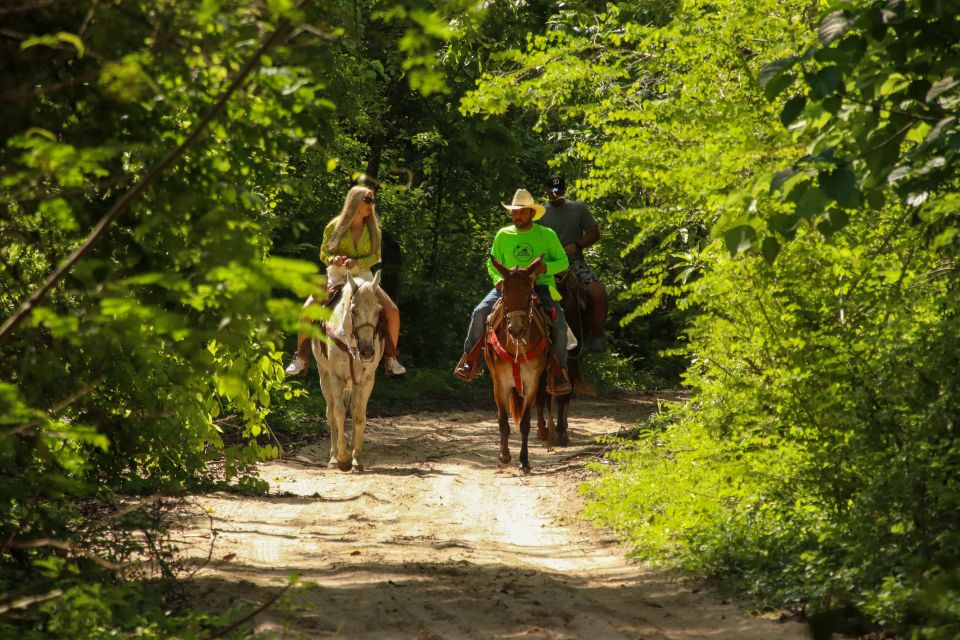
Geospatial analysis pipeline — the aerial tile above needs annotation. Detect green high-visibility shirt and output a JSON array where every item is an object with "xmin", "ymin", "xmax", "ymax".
[{"xmin": 486, "ymin": 224, "xmax": 568, "ymax": 300}]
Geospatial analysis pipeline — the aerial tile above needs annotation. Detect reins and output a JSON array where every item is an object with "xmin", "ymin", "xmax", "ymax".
[
  {"xmin": 487, "ymin": 290, "xmax": 548, "ymax": 395},
  {"xmin": 320, "ymin": 309, "xmax": 385, "ymax": 386}
]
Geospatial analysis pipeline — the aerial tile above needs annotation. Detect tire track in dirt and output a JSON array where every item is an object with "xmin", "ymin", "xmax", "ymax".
[{"xmin": 182, "ymin": 393, "xmax": 809, "ymax": 639}]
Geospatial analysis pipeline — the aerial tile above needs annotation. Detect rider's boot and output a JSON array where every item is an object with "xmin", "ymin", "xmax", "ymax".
[
  {"xmin": 284, "ymin": 338, "xmax": 311, "ymax": 377},
  {"xmin": 385, "ymin": 355, "xmax": 407, "ymax": 376},
  {"xmin": 548, "ymin": 367, "xmax": 573, "ymax": 396}
]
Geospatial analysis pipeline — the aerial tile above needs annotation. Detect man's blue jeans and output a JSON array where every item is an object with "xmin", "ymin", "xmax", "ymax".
[{"xmin": 463, "ymin": 285, "xmax": 567, "ymax": 369}]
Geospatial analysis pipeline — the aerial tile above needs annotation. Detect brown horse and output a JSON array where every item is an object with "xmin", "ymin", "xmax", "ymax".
[
  {"xmin": 535, "ymin": 269, "xmax": 596, "ymax": 446},
  {"xmin": 484, "ymin": 256, "xmax": 550, "ymax": 473}
]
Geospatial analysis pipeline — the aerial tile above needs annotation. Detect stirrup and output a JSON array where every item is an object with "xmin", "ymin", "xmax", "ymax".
[
  {"xmin": 453, "ymin": 353, "xmax": 482, "ymax": 381},
  {"xmin": 547, "ymin": 369, "xmax": 572, "ymax": 396}
]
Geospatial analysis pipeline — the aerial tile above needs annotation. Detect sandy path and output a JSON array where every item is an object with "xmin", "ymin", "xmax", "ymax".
[{"xmin": 182, "ymin": 394, "xmax": 809, "ymax": 639}]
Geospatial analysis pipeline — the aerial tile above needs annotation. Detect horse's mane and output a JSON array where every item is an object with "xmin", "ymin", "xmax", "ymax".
[
  {"xmin": 327, "ymin": 284, "xmax": 354, "ymax": 336},
  {"xmin": 328, "ymin": 276, "xmax": 378, "ymax": 337}
]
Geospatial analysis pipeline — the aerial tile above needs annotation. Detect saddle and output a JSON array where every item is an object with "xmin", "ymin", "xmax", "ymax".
[
  {"xmin": 554, "ymin": 270, "xmax": 587, "ymax": 311},
  {"xmin": 315, "ymin": 283, "xmax": 397, "ymax": 359}
]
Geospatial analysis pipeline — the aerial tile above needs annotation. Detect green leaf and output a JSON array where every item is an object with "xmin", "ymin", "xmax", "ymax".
[
  {"xmin": 21, "ymin": 31, "xmax": 85, "ymax": 57},
  {"xmin": 771, "ymin": 168, "xmax": 800, "ymax": 193},
  {"xmin": 877, "ymin": 72, "xmax": 909, "ymax": 97},
  {"xmin": 759, "ymin": 57, "xmax": 798, "ymax": 101},
  {"xmin": 780, "ymin": 96, "xmax": 807, "ymax": 127},
  {"xmin": 819, "ymin": 166, "xmax": 855, "ymax": 205},
  {"xmin": 724, "ymin": 225, "xmax": 757, "ymax": 257},
  {"xmin": 793, "ymin": 185, "xmax": 829, "ymax": 220},
  {"xmin": 819, "ymin": 11, "xmax": 854, "ymax": 46},
  {"xmin": 768, "ymin": 212, "xmax": 801, "ymax": 240},
  {"xmin": 827, "ymin": 207, "xmax": 849, "ymax": 230},
  {"xmin": 761, "ymin": 237, "xmax": 781, "ymax": 264},
  {"xmin": 865, "ymin": 189, "xmax": 885, "ymax": 210},
  {"xmin": 759, "ymin": 57, "xmax": 797, "ymax": 89},
  {"xmin": 807, "ymin": 66, "xmax": 844, "ymax": 99},
  {"xmin": 926, "ymin": 76, "xmax": 958, "ymax": 102}
]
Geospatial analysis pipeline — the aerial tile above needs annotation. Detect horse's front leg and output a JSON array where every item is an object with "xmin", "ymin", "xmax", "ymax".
[
  {"xmin": 518, "ymin": 399, "xmax": 532, "ymax": 474},
  {"xmin": 316, "ymin": 367, "xmax": 339, "ymax": 468},
  {"xmin": 331, "ymin": 384, "xmax": 352, "ymax": 471},
  {"xmin": 349, "ymin": 375, "xmax": 376, "ymax": 472}
]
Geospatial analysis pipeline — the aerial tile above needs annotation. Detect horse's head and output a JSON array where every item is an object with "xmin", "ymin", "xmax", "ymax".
[
  {"xmin": 492, "ymin": 255, "xmax": 542, "ymax": 340},
  {"xmin": 346, "ymin": 270, "xmax": 383, "ymax": 361}
]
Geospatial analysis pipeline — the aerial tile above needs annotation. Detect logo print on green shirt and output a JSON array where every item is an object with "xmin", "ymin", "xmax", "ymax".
[{"xmin": 513, "ymin": 243, "xmax": 534, "ymax": 262}]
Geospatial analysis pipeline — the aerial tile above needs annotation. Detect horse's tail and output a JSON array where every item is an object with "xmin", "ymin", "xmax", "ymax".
[{"xmin": 509, "ymin": 387, "xmax": 523, "ymax": 430}]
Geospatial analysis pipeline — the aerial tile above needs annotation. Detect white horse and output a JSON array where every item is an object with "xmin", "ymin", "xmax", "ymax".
[{"xmin": 312, "ymin": 271, "xmax": 384, "ymax": 472}]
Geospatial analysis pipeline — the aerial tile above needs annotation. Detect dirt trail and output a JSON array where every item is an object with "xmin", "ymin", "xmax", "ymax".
[{"xmin": 183, "ymin": 394, "xmax": 809, "ymax": 639}]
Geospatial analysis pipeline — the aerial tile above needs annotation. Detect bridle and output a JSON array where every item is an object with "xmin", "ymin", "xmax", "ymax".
[
  {"xmin": 321, "ymin": 293, "xmax": 384, "ymax": 385},
  {"xmin": 487, "ymin": 272, "xmax": 548, "ymax": 394}
]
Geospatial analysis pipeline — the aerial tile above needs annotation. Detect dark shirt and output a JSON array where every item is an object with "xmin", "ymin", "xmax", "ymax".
[{"xmin": 538, "ymin": 199, "xmax": 596, "ymax": 254}]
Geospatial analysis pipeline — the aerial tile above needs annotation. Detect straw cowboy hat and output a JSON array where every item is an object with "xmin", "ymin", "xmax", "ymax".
[{"xmin": 501, "ymin": 188, "xmax": 546, "ymax": 221}]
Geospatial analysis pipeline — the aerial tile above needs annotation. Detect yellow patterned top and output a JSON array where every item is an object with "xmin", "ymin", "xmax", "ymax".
[{"xmin": 319, "ymin": 218, "xmax": 380, "ymax": 270}]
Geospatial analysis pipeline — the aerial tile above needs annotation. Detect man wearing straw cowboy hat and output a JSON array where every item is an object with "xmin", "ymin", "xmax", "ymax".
[{"xmin": 453, "ymin": 188, "xmax": 573, "ymax": 395}]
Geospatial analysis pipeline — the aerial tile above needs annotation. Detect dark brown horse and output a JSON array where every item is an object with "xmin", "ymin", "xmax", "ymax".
[
  {"xmin": 484, "ymin": 256, "xmax": 550, "ymax": 473},
  {"xmin": 535, "ymin": 269, "xmax": 596, "ymax": 446}
]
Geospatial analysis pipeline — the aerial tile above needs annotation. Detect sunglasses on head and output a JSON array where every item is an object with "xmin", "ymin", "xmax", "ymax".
[{"xmin": 363, "ymin": 195, "xmax": 375, "ymax": 204}]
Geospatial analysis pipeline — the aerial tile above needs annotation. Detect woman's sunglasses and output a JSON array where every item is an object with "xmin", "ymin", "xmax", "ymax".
[{"xmin": 363, "ymin": 195, "xmax": 375, "ymax": 204}]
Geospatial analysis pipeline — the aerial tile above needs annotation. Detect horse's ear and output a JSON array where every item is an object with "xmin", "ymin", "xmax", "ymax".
[
  {"xmin": 346, "ymin": 271, "xmax": 358, "ymax": 293},
  {"xmin": 372, "ymin": 270, "xmax": 382, "ymax": 290},
  {"xmin": 490, "ymin": 255, "xmax": 510, "ymax": 278},
  {"xmin": 525, "ymin": 254, "xmax": 544, "ymax": 277}
]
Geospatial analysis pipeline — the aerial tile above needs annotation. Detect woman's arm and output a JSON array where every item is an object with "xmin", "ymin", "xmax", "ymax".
[{"xmin": 319, "ymin": 219, "xmax": 339, "ymax": 265}]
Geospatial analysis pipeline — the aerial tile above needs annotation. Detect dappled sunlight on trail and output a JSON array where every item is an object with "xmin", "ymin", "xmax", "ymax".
[{"xmin": 182, "ymin": 394, "xmax": 809, "ymax": 639}]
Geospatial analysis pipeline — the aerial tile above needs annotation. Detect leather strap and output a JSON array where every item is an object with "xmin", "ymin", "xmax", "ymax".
[{"xmin": 487, "ymin": 327, "xmax": 547, "ymax": 394}]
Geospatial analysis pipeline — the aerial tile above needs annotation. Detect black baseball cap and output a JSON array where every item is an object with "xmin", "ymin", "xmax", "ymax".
[{"xmin": 546, "ymin": 174, "xmax": 566, "ymax": 194}]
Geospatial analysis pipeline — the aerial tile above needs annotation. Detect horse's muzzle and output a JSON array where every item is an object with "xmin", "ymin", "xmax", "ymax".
[{"xmin": 508, "ymin": 321, "xmax": 527, "ymax": 340}]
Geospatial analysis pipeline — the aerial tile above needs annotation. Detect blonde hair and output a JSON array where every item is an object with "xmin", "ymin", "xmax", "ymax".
[{"xmin": 326, "ymin": 185, "xmax": 381, "ymax": 257}]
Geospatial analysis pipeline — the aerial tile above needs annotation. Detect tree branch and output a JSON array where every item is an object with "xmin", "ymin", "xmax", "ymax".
[
  {"xmin": 202, "ymin": 583, "xmax": 293, "ymax": 640},
  {"xmin": 0, "ymin": 8, "xmax": 303, "ymax": 346}
]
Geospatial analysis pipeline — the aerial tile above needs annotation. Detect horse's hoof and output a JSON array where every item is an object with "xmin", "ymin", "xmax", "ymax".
[
  {"xmin": 536, "ymin": 426, "xmax": 548, "ymax": 441},
  {"xmin": 555, "ymin": 431, "xmax": 570, "ymax": 447},
  {"xmin": 352, "ymin": 462, "xmax": 365, "ymax": 473},
  {"xmin": 337, "ymin": 460, "xmax": 352, "ymax": 472},
  {"xmin": 327, "ymin": 459, "xmax": 338, "ymax": 469},
  {"xmin": 498, "ymin": 454, "xmax": 512, "ymax": 467},
  {"xmin": 519, "ymin": 463, "xmax": 531, "ymax": 474}
]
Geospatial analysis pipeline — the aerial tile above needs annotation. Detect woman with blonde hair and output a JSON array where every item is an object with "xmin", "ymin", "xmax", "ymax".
[{"xmin": 285, "ymin": 185, "xmax": 406, "ymax": 377}]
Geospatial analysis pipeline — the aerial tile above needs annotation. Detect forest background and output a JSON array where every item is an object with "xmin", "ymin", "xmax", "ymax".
[{"xmin": 1, "ymin": 0, "xmax": 958, "ymax": 637}]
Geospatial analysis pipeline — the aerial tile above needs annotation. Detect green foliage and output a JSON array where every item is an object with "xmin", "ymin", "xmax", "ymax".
[
  {"xmin": 587, "ymin": 212, "xmax": 960, "ymax": 633},
  {"xmin": 1, "ymin": 1, "xmax": 389, "ymax": 636},
  {"xmin": 729, "ymin": 0, "xmax": 960, "ymax": 259},
  {"xmin": 462, "ymin": 0, "xmax": 960, "ymax": 636},
  {"xmin": 5, "ymin": 2, "xmax": 652, "ymax": 635}
]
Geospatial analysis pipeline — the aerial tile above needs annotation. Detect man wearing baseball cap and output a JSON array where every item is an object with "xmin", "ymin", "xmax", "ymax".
[
  {"xmin": 453, "ymin": 188, "xmax": 573, "ymax": 395},
  {"xmin": 539, "ymin": 175, "xmax": 609, "ymax": 352}
]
